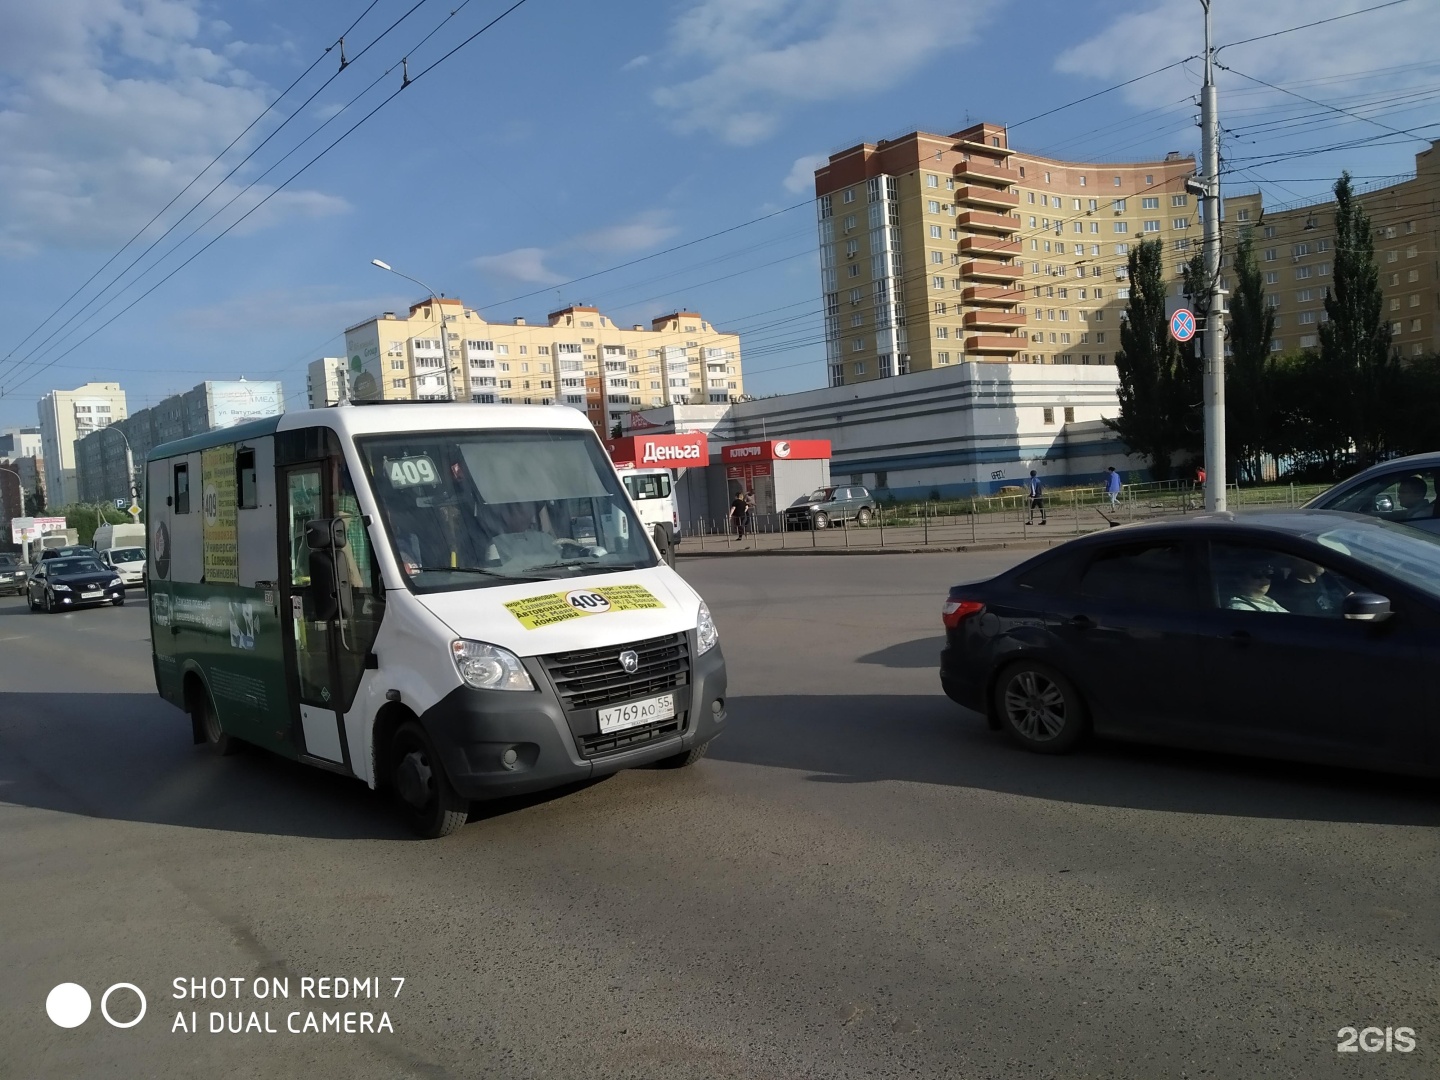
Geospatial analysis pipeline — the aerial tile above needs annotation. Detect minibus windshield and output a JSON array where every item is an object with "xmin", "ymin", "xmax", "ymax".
[{"xmin": 358, "ymin": 428, "xmax": 658, "ymax": 592}]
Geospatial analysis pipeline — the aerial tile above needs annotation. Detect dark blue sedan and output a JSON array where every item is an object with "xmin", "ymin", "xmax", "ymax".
[
  {"xmin": 940, "ymin": 511, "xmax": 1440, "ymax": 777},
  {"xmin": 27, "ymin": 555, "xmax": 126, "ymax": 613}
]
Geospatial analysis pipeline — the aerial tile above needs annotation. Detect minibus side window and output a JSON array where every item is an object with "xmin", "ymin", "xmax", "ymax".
[
  {"xmin": 236, "ymin": 449, "xmax": 257, "ymax": 509},
  {"xmin": 333, "ymin": 462, "xmax": 383, "ymax": 709},
  {"xmin": 173, "ymin": 463, "xmax": 190, "ymax": 514}
]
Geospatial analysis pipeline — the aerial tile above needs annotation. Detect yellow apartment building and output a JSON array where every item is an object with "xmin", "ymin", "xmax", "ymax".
[
  {"xmin": 814, "ymin": 122, "xmax": 1198, "ymax": 385},
  {"xmin": 343, "ymin": 301, "xmax": 744, "ymax": 433},
  {"xmin": 1223, "ymin": 140, "xmax": 1440, "ymax": 359}
]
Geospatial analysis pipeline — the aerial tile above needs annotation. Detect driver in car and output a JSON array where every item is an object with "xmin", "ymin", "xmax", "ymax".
[{"xmin": 485, "ymin": 501, "xmax": 563, "ymax": 572}]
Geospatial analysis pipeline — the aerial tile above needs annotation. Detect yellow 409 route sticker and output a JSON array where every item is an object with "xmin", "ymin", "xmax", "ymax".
[{"xmin": 504, "ymin": 585, "xmax": 664, "ymax": 629}]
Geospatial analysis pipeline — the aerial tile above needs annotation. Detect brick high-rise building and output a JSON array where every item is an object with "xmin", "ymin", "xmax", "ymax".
[{"xmin": 814, "ymin": 122, "xmax": 1198, "ymax": 386}]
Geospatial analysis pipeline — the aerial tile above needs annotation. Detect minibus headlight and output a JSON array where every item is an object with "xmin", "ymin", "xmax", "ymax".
[
  {"xmin": 696, "ymin": 601, "xmax": 719, "ymax": 655},
  {"xmin": 451, "ymin": 640, "xmax": 534, "ymax": 692}
]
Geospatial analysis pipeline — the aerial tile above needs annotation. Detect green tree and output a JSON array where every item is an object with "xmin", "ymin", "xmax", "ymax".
[
  {"xmin": 1225, "ymin": 235, "xmax": 1277, "ymax": 483},
  {"xmin": 1320, "ymin": 171, "xmax": 1395, "ymax": 465},
  {"xmin": 24, "ymin": 481, "xmax": 45, "ymax": 516},
  {"xmin": 1108, "ymin": 239, "xmax": 1191, "ymax": 479}
]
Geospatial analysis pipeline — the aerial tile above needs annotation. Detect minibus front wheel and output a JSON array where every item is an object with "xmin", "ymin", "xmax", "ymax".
[{"xmin": 390, "ymin": 721, "xmax": 469, "ymax": 839}]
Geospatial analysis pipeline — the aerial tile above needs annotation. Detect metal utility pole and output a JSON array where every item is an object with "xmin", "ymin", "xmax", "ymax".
[{"xmin": 1199, "ymin": 0, "xmax": 1226, "ymax": 510}]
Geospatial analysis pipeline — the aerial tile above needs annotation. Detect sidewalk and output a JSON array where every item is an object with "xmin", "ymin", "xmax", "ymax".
[{"xmin": 679, "ymin": 500, "xmax": 1177, "ymax": 558}]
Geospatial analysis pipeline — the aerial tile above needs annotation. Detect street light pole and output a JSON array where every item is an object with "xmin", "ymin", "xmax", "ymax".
[
  {"xmin": 107, "ymin": 426, "xmax": 140, "ymax": 517},
  {"xmin": 371, "ymin": 259, "xmax": 459, "ymax": 402},
  {"xmin": 1199, "ymin": 0, "xmax": 1227, "ymax": 511}
]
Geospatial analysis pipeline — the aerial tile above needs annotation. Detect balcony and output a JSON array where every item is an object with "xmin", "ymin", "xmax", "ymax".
[
  {"xmin": 965, "ymin": 335, "xmax": 1026, "ymax": 354},
  {"xmin": 960, "ymin": 260, "xmax": 1024, "ymax": 282},
  {"xmin": 960, "ymin": 236, "xmax": 1021, "ymax": 258},
  {"xmin": 953, "ymin": 185, "xmax": 1019, "ymax": 210},
  {"xmin": 955, "ymin": 209, "xmax": 1019, "ymax": 234},
  {"xmin": 962, "ymin": 285, "xmax": 1026, "ymax": 305},
  {"xmin": 963, "ymin": 311, "xmax": 1027, "ymax": 331},
  {"xmin": 953, "ymin": 159, "xmax": 1015, "ymax": 186}
]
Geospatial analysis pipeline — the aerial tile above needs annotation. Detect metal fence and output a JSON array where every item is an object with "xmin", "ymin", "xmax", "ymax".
[{"xmin": 680, "ymin": 482, "xmax": 1333, "ymax": 554}]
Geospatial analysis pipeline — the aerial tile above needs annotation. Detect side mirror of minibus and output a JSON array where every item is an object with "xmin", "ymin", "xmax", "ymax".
[
  {"xmin": 652, "ymin": 523, "xmax": 675, "ymax": 568},
  {"xmin": 305, "ymin": 518, "xmax": 347, "ymax": 622},
  {"xmin": 305, "ymin": 517, "xmax": 348, "ymax": 551}
]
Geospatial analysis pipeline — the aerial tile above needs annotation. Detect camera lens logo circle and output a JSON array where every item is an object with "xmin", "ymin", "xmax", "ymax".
[
  {"xmin": 46, "ymin": 983, "xmax": 91, "ymax": 1028},
  {"xmin": 46, "ymin": 982, "xmax": 147, "ymax": 1029}
]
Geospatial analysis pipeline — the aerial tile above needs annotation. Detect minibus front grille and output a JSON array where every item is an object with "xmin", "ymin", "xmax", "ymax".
[{"xmin": 542, "ymin": 632, "xmax": 690, "ymax": 712}]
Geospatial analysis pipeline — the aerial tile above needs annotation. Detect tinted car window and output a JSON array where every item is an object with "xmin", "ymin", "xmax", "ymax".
[
  {"xmin": 1014, "ymin": 552, "xmax": 1082, "ymax": 594},
  {"xmin": 1312, "ymin": 521, "xmax": 1440, "ymax": 603},
  {"xmin": 1078, "ymin": 542, "xmax": 1195, "ymax": 609}
]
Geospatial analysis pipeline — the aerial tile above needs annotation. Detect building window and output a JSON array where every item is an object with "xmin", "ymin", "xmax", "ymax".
[
  {"xmin": 854, "ymin": 361, "xmax": 865, "ymax": 375},
  {"xmin": 1114, "ymin": 222, "xmax": 1128, "ymax": 234},
  {"xmin": 1113, "ymin": 176, "xmax": 1121, "ymax": 187},
  {"xmin": 1263, "ymin": 225, "xmax": 1277, "ymax": 238},
  {"xmin": 936, "ymin": 326, "xmax": 949, "ymax": 339},
  {"xmin": 1407, "ymin": 245, "xmax": 1418, "ymax": 258},
  {"xmin": 1079, "ymin": 176, "xmax": 1087, "ymax": 187},
  {"xmin": 1237, "ymin": 209, "xmax": 1250, "ymax": 221},
  {"xmin": 1172, "ymin": 194, "xmax": 1188, "ymax": 207},
  {"xmin": 927, "ymin": 174, "xmax": 939, "ymax": 188},
  {"xmin": 1296, "ymin": 266, "xmax": 1312, "ymax": 279},
  {"xmin": 1142, "ymin": 197, "xmax": 1159, "ymax": 209},
  {"xmin": 1264, "ymin": 248, "xmax": 1277, "ymax": 261},
  {"xmin": 931, "ymin": 251, "xmax": 943, "ymax": 264},
  {"xmin": 843, "ymin": 188, "xmax": 855, "ymax": 203},
  {"xmin": 937, "ymin": 351, "xmax": 950, "ymax": 364},
  {"xmin": 935, "ymin": 301, "xmax": 948, "ymax": 314},
  {"xmin": 1172, "ymin": 217, "xmax": 1189, "ymax": 230},
  {"xmin": 1143, "ymin": 220, "xmax": 1160, "ymax": 232},
  {"xmin": 1412, "ymin": 319, "xmax": 1423, "ymax": 332},
  {"xmin": 848, "ymin": 264, "xmax": 860, "ymax": 277},
  {"xmin": 1064, "ymin": 406, "xmax": 1075, "ymax": 423},
  {"xmin": 928, "ymin": 200, "xmax": 940, "ymax": 213},
  {"xmin": 933, "ymin": 276, "xmax": 946, "ymax": 288},
  {"xmin": 930, "ymin": 225, "xmax": 942, "ymax": 239},
  {"xmin": 1043, "ymin": 408, "xmax": 1055, "ymax": 424},
  {"xmin": 1113, "ymin": 199, "xmax": 1127, "ymax": 212}
]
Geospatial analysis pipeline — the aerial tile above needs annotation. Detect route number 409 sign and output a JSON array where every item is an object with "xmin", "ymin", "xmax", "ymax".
[{"xmin": 384, "ymin": 456, "xmax": 439, "ymax": 488}]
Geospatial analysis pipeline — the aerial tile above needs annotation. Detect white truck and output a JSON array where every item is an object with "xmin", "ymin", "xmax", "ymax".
[{"xmin": 94, "ymin": 522, "xmax": 146, "ymax": 554}]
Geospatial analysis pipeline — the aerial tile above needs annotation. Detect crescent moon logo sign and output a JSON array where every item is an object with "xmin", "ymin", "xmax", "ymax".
[{"xmin": 774, "ymin": 441, "xmax": 791, "ymax": 458}]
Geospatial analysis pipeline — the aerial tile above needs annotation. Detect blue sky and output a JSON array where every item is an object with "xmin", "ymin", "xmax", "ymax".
[{"xmin": 1, "ymin": 0, "xmax": 1437, "ymax": 429}]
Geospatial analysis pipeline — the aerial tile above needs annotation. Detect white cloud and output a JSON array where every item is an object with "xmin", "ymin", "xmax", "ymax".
[
  {"xmin": 652, "ymin": 0, "xmax": 1004, "ymax": 145},
  {"xmin": 1056, "ymin": 1, "xmax": 1440, "ymax": 109},
  {"xmin": 472, "ymin": 247, "xmax": 566, "ymax": 286},
  {"xmin": 177, "ymin": 288, "xmax": 410, "ymax": 334},
  {"xmin": 783, "ymin": 154, "xmax": 827, "ymax": 195},
  {"xmin": 621, "ymin": 55, "xmax": 650, "ymax": 71},
  {"xmin": 472, "ymin": 213, "xmax": 679, "ymax": 285},
  {"xmin": 0, "ymin": 0, "xmax": 344, "ymax": 256}
]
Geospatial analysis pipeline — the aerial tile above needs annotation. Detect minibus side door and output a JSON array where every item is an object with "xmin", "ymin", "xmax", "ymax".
[{"xmin": 279, "ymin": 462, "xmax": 351, "ymax": 771}]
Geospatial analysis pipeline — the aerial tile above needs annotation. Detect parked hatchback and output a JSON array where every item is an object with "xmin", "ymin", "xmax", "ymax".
[{"xmin": 784, "ymin": 485, "xmax": 875, "ymax": 530}]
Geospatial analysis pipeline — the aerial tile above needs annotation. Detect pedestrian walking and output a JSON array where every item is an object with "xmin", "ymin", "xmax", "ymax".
[
  {"xmin": 744, "ymin": 489, "xmax": 756, "ymax": 533},
  {"xmin": 729, "ymin": 491, "xmax": 749, "ymax": 539},
  {"xmin": 1026, "ymin": 470, "xmax": 1047, "ymax": 525},
  {"xmin": 1105, "ymin": 466, "xmax": 1122, "ymax": 510}
]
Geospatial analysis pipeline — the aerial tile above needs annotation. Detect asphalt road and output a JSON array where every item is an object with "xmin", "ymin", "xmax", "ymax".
[{"xmin": 0, "ymin": 554, "xmax": 1436, "ymax": 1079}]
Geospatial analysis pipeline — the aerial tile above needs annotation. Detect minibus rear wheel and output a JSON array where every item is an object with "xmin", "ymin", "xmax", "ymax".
[
  {"xmin": 390, "ymin": 721, "xmax": 468, "ymax": 839},
  {"xmin": 189, "ymin": 679, "xmax": 239, "ymax": 757}
]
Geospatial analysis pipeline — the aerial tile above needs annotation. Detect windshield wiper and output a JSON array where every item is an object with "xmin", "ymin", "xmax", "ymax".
[
  {"xmin": 521, "ymin": 560, "xmax": 640, "ymax": 576},
  {"xmin": 409, "ymin": 565, "xmax": 541, "ymax": 581}
]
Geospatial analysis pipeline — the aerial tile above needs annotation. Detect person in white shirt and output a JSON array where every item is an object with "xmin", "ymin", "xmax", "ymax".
[
  {"xmin": 486, "ymin": 501, "xmax": 562, "ymax": 573},
  {"xmin": 1227, "ymin": 563, "xmax": 1288, "ymax": 613}
]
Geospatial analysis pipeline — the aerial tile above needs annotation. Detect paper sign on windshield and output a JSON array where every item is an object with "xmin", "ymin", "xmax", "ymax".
[{"xmin": 504, "ymin": 585, "xmax": 664, "ymax": 629}]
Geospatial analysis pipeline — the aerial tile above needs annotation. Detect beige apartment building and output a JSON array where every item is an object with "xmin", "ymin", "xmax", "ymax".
[
  {"xmin": 36, "ymin": 381, "xmax": 127, "ymax": 506},
  {"xmin": 1223, "ymin": 140, "xmax": 1440, "ymax": 359},
  {"xmin": 814, "ymin": 122, "xmax": 1198, "ymax": 386},
  {"xmin": 343, "ymin": 301, "xmax": 743, "ymax": 433}
]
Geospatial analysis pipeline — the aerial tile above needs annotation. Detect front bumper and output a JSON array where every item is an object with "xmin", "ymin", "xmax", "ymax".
[
  {"xmin": 52, "ymin": 586, "xmax": 126, "ymax": 608},
  {"xmin": 419, "ymin": 638, "xmax": 728, "ymax": 801}
]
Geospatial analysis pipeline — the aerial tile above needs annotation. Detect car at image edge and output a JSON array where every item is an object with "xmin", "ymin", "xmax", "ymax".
[
  {"xmin": 1304, "ymin": 450, "xmax": 1440, "ymax": 534},
  {"xmin": 0, "ymin": 553, "xmax": 27, "ymax": 596},
  {"xmin": 940, "ymin": 510, "xmax": 1440, "ymax": 778}
]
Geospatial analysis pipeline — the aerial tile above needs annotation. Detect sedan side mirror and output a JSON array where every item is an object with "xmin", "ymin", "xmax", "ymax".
[{"xmin": 1343, "ymin": 591, "xmax": 1392, "ymax": 622}]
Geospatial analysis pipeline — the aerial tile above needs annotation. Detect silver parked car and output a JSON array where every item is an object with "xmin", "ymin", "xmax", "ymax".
[{"xmin": 784, "ymin": 485, "xmax": 876, "ymax": 530}]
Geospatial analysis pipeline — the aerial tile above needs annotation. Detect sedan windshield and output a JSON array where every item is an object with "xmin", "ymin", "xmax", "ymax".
[
  {"xmin": 50, "ymin": 558, "xmax": 105, "ymax": 575},
  {"xmin": 1313, "ymin": 521, "xmax": 1440, "ymax": 602},
  {"xmin": 358, "ymin": 428, "xmax": 657, "ymax": 592},
  {"xmin": 109, "ymin": 548, "xmax": 145, "ymax": 563}
]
